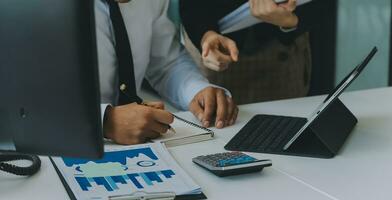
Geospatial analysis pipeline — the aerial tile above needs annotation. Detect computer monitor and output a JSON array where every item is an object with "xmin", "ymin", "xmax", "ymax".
[{"xmin": 0, "ymin": 0, "xmax": 103, "ymax": 158}]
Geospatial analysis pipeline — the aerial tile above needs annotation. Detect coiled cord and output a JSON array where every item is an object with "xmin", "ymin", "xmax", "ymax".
[{"xmin": 0, "ymin": 152, "xmax": 41, "ymax": 176}]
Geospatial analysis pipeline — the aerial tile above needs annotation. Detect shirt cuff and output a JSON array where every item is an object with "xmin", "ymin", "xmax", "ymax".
[
  {"xmin": 280, "ymin": 26, "xmax": 297, "ymax": 33},
  {"xmin": 100, "ymin": 103, "xmax": 112, "ymax": 128}
]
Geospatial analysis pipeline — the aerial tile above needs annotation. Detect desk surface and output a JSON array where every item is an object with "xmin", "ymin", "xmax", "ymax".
[{"xmin": 1, "ymin": 87, "xmax": 392, "ymax": 200}]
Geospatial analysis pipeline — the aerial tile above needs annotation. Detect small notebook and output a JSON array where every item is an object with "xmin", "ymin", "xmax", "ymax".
[{"xmin": 152, "ymin": 114, "xmax": 214, "ymax": 147}]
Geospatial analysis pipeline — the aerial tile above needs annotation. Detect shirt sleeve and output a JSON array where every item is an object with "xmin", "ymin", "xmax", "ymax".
[
  {"xmin": 145, "ymin": 0, "xmax": 231, "ymax": 111},
  {"xmin": 100, "ymin": 103, "xmax": 111, "ymax": 128},
  {"xmin": 179, "ymin": 0, "xmax": 322, "ymax": 50}
]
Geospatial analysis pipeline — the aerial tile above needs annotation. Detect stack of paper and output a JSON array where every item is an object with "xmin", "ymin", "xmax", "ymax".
[
  {"xmin": 51, "ymin": 143, "xmax": 202, "ymax": 200},
  {"xmin": 219, "ymin": 0, "xmax": 313, "ymax": 34}
]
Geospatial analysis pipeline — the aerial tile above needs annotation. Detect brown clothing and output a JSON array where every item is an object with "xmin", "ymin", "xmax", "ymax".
[{"xmin": 185, "ymin": 32, "xmax": 312, "ymax": 105}]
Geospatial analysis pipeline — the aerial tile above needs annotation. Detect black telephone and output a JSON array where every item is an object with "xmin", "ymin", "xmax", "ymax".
[{"xmin": 0, "ymin": 152, "xmax": 41, "ymax": 176}]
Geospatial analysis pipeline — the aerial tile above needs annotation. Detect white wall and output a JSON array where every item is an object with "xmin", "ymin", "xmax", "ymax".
[{"xmin": 336, "ymin": 0, "xmax": 391, "ymax": 90}]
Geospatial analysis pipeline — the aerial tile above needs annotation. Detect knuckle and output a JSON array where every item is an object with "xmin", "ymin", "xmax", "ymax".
[{"xmin": 143, "ymin": 109, "xmax": 153, "ymax": 118}]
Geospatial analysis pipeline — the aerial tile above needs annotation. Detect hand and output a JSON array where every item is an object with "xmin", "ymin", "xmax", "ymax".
[
  {"xmin": 201, "ymin": 31, "xmax": 239, "ymax": 72},
  {"xmin": 103, "ymin": 102, "xmax": 174, "ymax": 145},
  {"xmin": 189, "ymin": 87, "xmax": 239, "ymax": 129},
  {"xmin": 249, "ymin": 0, "xmax": 298, "ymax": 28}
]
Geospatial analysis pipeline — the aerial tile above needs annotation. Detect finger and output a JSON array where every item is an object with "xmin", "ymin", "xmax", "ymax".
[
  {"xmin": 223, "ymin": 39, "xmax": 239, "ymax": 62},
  {"xmin": 213, "ymin": 50, "xmax": 234, "ymax": 64},
  {"xmin": 146, "ymin": 131, "xmax": 161, "ymax": 140},
  {"xmin": 265, "ymin": 0, "xmax": 278, "ymax": 7},
  {"xmin": 215, "ymin": 90, "xmax": 228, "ymax": 129},
  {"xmin": 260, "ymin": 0, "xmax": 278, "ymax": 13},
  {"xmin": 226, "ymin": 97, "xmax": 236, "ymax": 125},
  {"xmin": 151, "ymin": 109, "xmax": 174, "ymax": 125},
  {"xmin": 189, "ymin": 99, "xmax": 205, "ymax": 122},
  {"xmin": 148, "ymin": 121, "xmax": 169, "ymax": 135},
  {"xmin": 202, "ymin": 42, "xmax": 211, "ymax": 57},
  {"xmin": 203, "ymin": 52, "xmax": 230, "ymax": 72},
  {"xmin": 203, "ymin": 60, "xmax": 222, "ymax": 72},
  {"xmin": 145, "ymin": 127, "xmax": 164, "ymax": 140},
  {"xmin": 145, "ymin": 101, "xmax": 165, "ymax": 110},
  {"xmin": 231, "ymin": 107, "xmax": 239, "ymax": 125},
  {"xmin": 280, "ymin": 0, "xmax": 297, "ymax": 11},
  {"xmin": 203, "ymin": 54, "xmax": 221, "ymax": 67},
  {"xmin": 202, "ymin": 90, "xmax": 217, "ymax": 127}
]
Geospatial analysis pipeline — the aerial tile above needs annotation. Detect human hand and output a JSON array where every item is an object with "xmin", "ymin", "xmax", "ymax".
[
  {"xmin": 103, "ymin": 102, "xmax": 174, "ymax": 145},
  {"xmin": 189, "ymin": 87, "xmax": 239, "ymax": 129},
  {"xmin": 249, "ymin": 0, "xmax": 298, "ymax": 28},
  {"xmin": 201, "ymin": 31, "xmax": 239, "ymax": 72}
]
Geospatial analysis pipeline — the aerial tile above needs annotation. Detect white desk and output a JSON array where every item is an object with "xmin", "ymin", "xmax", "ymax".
[{"xmin": 1, "ymin": 87, "xmax": 392, "ymax": 200}]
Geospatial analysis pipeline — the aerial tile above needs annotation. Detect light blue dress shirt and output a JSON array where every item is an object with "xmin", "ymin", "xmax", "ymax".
[{"xmin": 95, "ymin": 0, "xmax": 229, "ymax": 121}]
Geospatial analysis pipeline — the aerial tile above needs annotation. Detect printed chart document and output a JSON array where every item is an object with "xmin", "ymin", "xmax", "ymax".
[
  {"xmin": 219, "ymin": 0, "xmax": 313, "ymax": 34},
  {"xmin": 51, "ymin": 143, "xmax": 203, "ymax": 200}
]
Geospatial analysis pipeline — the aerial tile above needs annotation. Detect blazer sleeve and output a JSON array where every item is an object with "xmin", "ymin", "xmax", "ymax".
[
  {"xmin": 179, "ymin": 0, "xmax": 222, "ymax": 51},
  {"xmin": 180, "ymin": 0, "xmax": 323, "ymax": 50}
]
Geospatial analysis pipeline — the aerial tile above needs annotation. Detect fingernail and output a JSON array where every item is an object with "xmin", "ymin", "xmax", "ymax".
[
  {"xmin": 216, "ymin": 121, "xmax": 224, "ymax": 129},
  {"xmin": 198, "ymin": 113, "xmax": 203, "ymax": 121},
  {"xmin": 203, "ymin": 121, "xmax": 210, "ymax": 127},
  {"xmin": 230, "ymin": 119, "xmax": 235, "ymax": 125}
]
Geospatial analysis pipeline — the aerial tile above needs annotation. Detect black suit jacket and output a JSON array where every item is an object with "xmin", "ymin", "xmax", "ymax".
[{"xmin": 180, "ymin": 0, "xmax": 323, "ymax": 51}]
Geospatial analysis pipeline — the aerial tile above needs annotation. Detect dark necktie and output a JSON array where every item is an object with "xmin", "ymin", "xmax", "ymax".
[{"xmin": 106, "ymin": 0, "xmax": 142, "ymax": 105}]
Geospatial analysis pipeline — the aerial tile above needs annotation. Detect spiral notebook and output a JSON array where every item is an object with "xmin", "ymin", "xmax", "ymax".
[{"xmin": 152, "ymin": 114, "xmax": 214, "ymax": 147}]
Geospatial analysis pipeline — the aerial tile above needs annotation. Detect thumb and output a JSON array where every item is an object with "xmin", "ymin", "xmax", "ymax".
[
  {"xmin": 202, "ymin": 42, "xmax": 211, "ymax": 58},
  {"xmin": 226, "ymin": 40, "xmax": 239, "ymax": 62},
  {"xmin": 189, "ymin": 100, "xmax": 205, "ymax": 122}
]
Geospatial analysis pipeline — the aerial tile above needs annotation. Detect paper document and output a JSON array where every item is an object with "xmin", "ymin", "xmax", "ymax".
[
  {"xmin": 51, "ymin": 143, "xmax": 202, "ymax": 200},
  {"xmin": 219, "ymin": 0, "xmax": 312, "ymax": 34}
]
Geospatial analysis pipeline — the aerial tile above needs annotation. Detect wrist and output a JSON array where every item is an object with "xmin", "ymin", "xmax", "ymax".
[{"xmin": 280, "ymin": 14, "xmax": 298, "ymax": 29}]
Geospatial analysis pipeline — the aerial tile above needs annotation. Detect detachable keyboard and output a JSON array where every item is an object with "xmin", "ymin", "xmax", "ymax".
[{"xmin": 225, "ymin": 115, "xmax": 307, "ymax": 154}]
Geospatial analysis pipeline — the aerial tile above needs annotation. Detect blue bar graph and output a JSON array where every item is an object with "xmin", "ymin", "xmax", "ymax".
[
  {"xmin": 145, "ymin": 172, "xmax": 163, "ymax": 183},
  {"xmin": 74, "ymin": 170, "xmax": 176, "ymax": 192},
  {"xmin": 94, "ymin": 177, "xmax": 113, "ymax": 191},
  {"xmin": 127, "ymin": 173, "xmax": 143, "ymax": 189},
  {"xmin": 75, "ymin": 177, "xmax": 91, "ymax": 191}
]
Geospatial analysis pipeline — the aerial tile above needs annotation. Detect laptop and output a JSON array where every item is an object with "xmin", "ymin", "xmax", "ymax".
[{"xmin": 225, "ymin": 47, "xmax": 378, "ymax": 158}]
